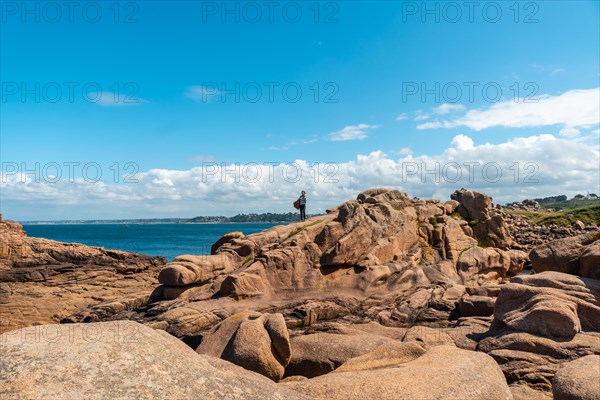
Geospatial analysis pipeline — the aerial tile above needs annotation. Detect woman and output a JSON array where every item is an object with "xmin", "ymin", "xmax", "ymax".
[{"xmin": 298, "ymin": 191, "xmax": 307, "ymax": 221}]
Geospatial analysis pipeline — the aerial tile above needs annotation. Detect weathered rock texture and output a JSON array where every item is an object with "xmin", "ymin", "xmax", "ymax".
[
  {"xmin": 479, "ymin": 272, "xmax": 600, "ymax": 392},
  {"xmin": 9, "ymin": 188, "xmax": 598, "ymax": 399},
  {"xmin": 0, "ymin": 321, "xmax": 309, "ymax": 400},
  {"xmin": 552, "ymin": 355, "xmax": 600, "ymax": 400},
  {"xmin": 494, "ymin": 272, "xmax": 600, "ymax": 338},
  {"xmin": 530, "ymin": 231, "xmax": 600, "ymax": 279},
  {"xmin": 284, "ymin": 345, "xmax": 513, "ymax": 400},
  {"xmin": 196, "ymin": 311, "xmax": 291, "ymax": 381},
  {"xmin": 0, "ymin": 219, "xmax": 166, "ymax": 333},
  {"xmin": 83, "ymin": 188, "xmax": 525, "ymax": 340},
  {"xmin": 153, "ymin": 188, "xmax": 521, "ymax": 302}
]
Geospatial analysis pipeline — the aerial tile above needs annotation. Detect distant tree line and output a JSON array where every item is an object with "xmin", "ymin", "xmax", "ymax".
[
  {"xmin": 534, "ymin": 194, "xmax": 598, "ymax": 204},
  {"xmin": 187, "ymin": 212, "xmax": 317, "ymax": 223}
]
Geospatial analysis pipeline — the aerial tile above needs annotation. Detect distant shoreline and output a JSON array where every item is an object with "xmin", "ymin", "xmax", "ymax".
[
  {"xmin": 17, "ymin": 212, "xmax": 321, "ymax": 225},
  {"xmin": 20, "ymin": 221, "xmax": 291, "ymax": 225}
]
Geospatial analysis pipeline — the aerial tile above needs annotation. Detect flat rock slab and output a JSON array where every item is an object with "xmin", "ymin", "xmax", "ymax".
[
  {"xmin": 0, "ymin": 321, "xmax": 309, "ymax": 400},
  {"xmin": 284, "ymin": 345, "xmax": 512, "ymax": 400}
]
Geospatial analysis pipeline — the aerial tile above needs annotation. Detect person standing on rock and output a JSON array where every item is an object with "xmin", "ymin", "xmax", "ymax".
[{"xmin": 298, "ymin": 191, "xmax": 307, "ymax": 221}]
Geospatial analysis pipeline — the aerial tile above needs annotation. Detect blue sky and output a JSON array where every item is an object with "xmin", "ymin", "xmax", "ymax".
[{"xmin": 1, "ymin": 1, "xmax": 599, "ymax": 220}]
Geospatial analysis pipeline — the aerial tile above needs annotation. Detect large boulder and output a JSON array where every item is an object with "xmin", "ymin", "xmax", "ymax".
[
  {"xmin": 285, "ymin": 323, "xmax": 397, "ymax": 378},
  {"xmin": 459, "ymin": 294, "xmax": 496, "ymax": 317},
  {"xmin": 473, "ymin": 215, "xmax": 514, "ymax": 249},
  {"xmin": 456, "ymin": 246, "xmax": 511, "ymax": 285},
  {"xmin": 196, "ymin": 311, "xmax": 291, "ymax": 381},
  {"xmin": 211, "ymin": 231, "xmax": 245, "ymax": 255},
  {"xmin": 493, "ymin": 272, "xmax": 600, "ymax": 338},
  {"xmin": 552, "ymin": 355, "xmax": 600, "ymax": 400},
  {"xmin": 402, "ymin": 325, "xmax": 456, "ymax": 349},
  {"xmin": 158, "ymin": 253, "xmax": 238, "ymax": 286},
  {"xmin": 0, "ymin": 321, "xmax": 309, "ymax": 400},
  {"xmin": 284, "ymin": 345, "xmax": 513, "ymax": 400},
  {"xmin": 333, "ymin": 341, "xmax": 426, "ymax": 373},
  {"xmin": 510, "ymin": 385, "xmax": 552, "ymax": 400},
  {"xmin": 530, "ymin": 231, "xmax": 600, "ymax": 279},
  {"xmin": 451, "ymin": 189, "xmax": 494, "ymax": 221},
  {"xmin": 580, "ymin": 241, "xmax": 600, "ymax": 279},
  {"xmin": 479, "ymin": 330, "xmax": 600, "ymax": 391}
]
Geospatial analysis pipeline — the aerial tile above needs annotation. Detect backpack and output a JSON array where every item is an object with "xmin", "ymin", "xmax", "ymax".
[{"xmin": 293, "ymin": 199, "xmax": 301, "ymax": 209}]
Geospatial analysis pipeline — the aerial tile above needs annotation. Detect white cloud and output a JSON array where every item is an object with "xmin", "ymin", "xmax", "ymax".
[
  {"xmin": 329, "ymin": 124, "xmax": 379, "ymax": 141},
  {"xmin": 416, "ymin": 121, "xmax": 458, "ymax": 130},
  {"xmin": 559, "ymin": 128, "xmax": 581, "ymax": 138},
  {"xmin": 450, "ymin": 134, "xmax": 475, "ymax": 151},
  {"xmin": 2, "ymin": 134, "xmax": 598, "ymax": 220},
  {"xmin": 398, "ymin": 147, "xmax": 412, "ymax": 155},
  {"xmin": 433, "ymin": 103, "xmax": 465, "ymax": 115},
  {"xmin": 396, "ymin": 113, "xmax": 409, "ymax": 121},
  {"xmin": 417, "ymin": 88, "xmax": 600, "ymax": 131},
  {"xmin": 185, "ymin": 85, "xmax": 220, "ymax": 102}
]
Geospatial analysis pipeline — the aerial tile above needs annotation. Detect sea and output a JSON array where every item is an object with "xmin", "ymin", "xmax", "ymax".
[{"xmin": 21, "ymin": 223, "xmax": 279, "ymax": 261}]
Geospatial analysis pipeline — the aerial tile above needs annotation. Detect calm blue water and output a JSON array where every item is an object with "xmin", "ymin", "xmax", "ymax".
[{"xmin": 22, "ymin": 223, "xmax": 278, "ymax": 261}]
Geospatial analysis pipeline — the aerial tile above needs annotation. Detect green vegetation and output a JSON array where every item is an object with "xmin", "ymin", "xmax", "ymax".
[
  {"xmin": 287, "ymin": 219, "xmax": 324, "ymax": 238},
  {"xmin": 507, "ymin": 204, "xmax": 600, "ymax": 226},
  {"xmin": 450, "ymin": 211, "xmax": 465, "ymax": 220},
  {"xmin": 539, "ymin": 198, "xmax": 600, "ymax": 211},
  {"xmin": 189, "ymin": 212, "xmax": 321, "ymax": 223}
]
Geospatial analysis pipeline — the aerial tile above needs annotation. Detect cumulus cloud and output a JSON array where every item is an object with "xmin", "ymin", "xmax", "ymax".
[
  {"xmin": 433, "ymin": 103, "xmax": 465, "ymax": 115},
  {"xmin": 2, "ymin": 134, "xmax": 598, "ymax": 220},
  {"xmin": 329, "ymin": 124, "xmax": 379, "ymax": 141},
  {"xmin": 417, "ymin": 88, "xmax": 599, "ymax": 131},
  {"xmin": 559, "ymin": 128, "xmax": 581, "ymax": 138}
]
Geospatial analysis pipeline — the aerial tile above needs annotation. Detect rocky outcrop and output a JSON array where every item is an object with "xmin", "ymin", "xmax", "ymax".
[
  {"xmin": 285, "ymin": 323, "xmax": 399, "ymax": 378},
  {"xmin": 284, "ymin": 345, "xmax": 513, "ymax": 400},
  {"xmin": 4, "ymin": 188, "xmax": 600, "ymax": 399},
  {"xmin": 451, "ymin": 189, "xmax": 494, "ymax": 221},
  {"xmin": 478, "ymin": 272, "xmax": 600, "ymax": 392},
  {"xmin": 333, "ymin": 341, "xmax": 426, "ymax": 372},
  {"xmin": 196, "ymin": 311, "xmax": 291, "ymax": 381},
  {"xmin": 151, "ymin": 188, "xmax": 522, "ymax": 304},
  {"xmin": 493, "ymin": 272, "xmax": 600, "ymax": 338},
  {"xmin": 530, "ymin": 231, "xmax": 600, "ymax": 279},
  {"xmin": 402, "ymin": 325, "xmax": 456, "ymax": 348},
  {"xmin": 0, "ymin": 321, "xmax": 309, "ymax": 400},
  {"xmin": 459, "ymin": 294, "xmax": 496, "ymax": 317},
  {"xmin": 510, "ymin": 384, "xmax": 553, "ymax": 400},
  {"xmin": 552, "ymin": 355, "xmax": 600, "ymax": 400},
  {"xmin": 0, "ymin": 219, "xmax": 166, "ymax": 333},
  {"xmin": 60, "ymin": 188, "xmax": 524, "ymax": 352}
]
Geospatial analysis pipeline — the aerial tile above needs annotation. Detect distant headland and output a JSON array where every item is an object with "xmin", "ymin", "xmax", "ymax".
[{"xmin": 19, "ymin": 212, "xmax": 320, "ymax": 225}]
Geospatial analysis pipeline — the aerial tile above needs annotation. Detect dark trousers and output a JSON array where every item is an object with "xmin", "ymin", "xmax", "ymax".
[{"xmin": 299, "ymin": 205, "xmax": 306, "ymax": 221}]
